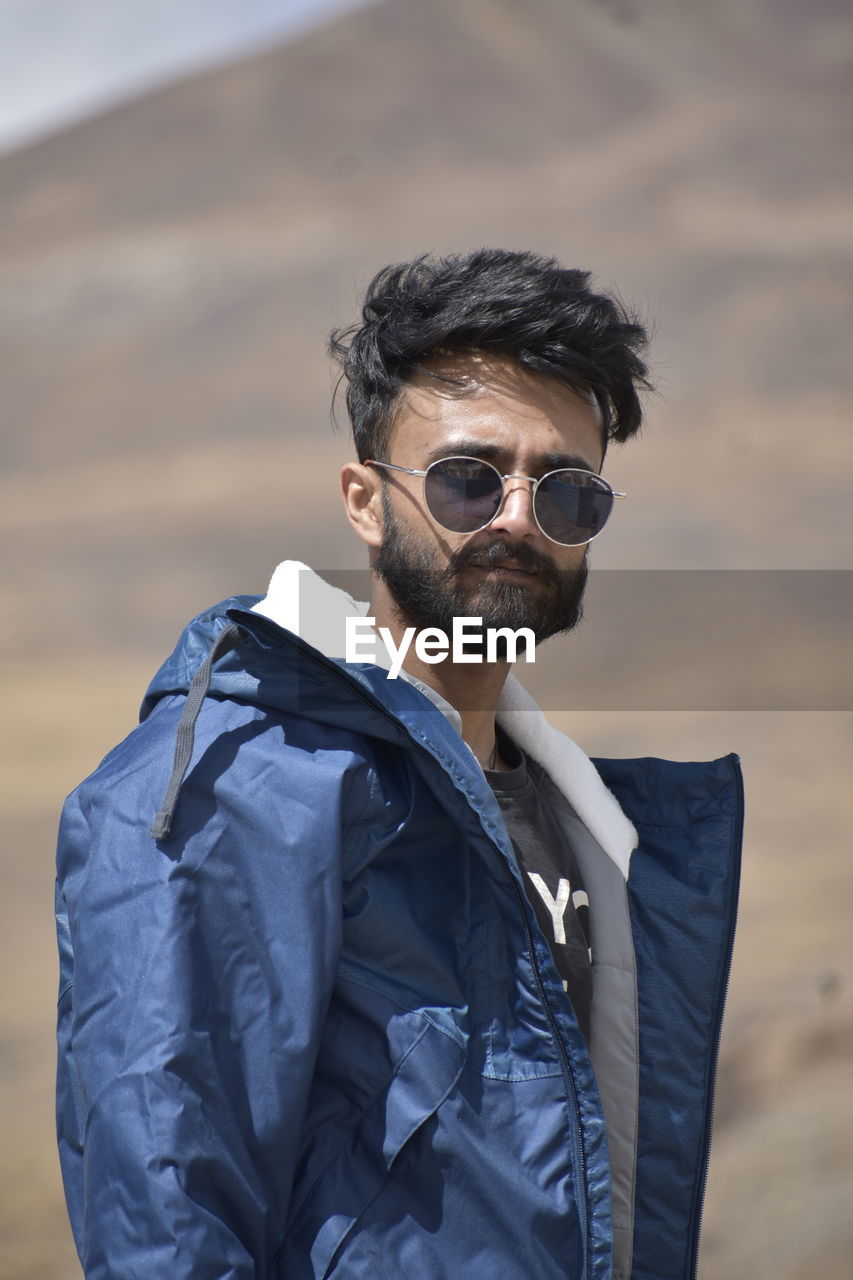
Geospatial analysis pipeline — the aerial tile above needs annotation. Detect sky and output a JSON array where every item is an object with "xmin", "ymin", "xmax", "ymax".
[{"xmin": 0, "ymin": 0, "xmax": 373, "ymax": 154}]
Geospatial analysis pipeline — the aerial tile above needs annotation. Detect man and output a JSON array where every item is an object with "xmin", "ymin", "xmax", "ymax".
[{"xmin": 56, "ymin": 249, "xmax": 742, "ymax": 1280}]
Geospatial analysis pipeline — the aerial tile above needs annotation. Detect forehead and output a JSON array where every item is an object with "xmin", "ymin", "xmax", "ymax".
[{"xmin": 388, "ymin": 353, "xmax": 605, "ymax": 469}]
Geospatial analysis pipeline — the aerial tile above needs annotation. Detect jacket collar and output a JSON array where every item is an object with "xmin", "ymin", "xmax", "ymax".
[{"xmin": 252, "ymin": 560, "xmax": 637, "ymax": 878}]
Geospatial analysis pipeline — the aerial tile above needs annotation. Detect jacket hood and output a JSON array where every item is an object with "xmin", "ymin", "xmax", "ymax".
[{"xmin": 144, "ymin": 560, "xmax": 638, "ymax": 877}]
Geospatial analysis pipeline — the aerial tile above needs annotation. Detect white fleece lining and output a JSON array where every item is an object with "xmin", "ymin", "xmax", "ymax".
[{"xmin": 252, "ymin": 561, "xmax": 637, "ymax": 879}]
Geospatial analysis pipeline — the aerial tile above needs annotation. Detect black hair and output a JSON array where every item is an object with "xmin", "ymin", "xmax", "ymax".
[{"xmin": 328, "ymin": 248, "xmax": 652, "ymax": 462}]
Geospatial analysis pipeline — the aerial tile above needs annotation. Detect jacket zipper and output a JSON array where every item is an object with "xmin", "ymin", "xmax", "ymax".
[
  {"xmin": 688, "ymin": 753, "xmax": 745, "ymax": 1280},
  {"xmin": 502, "ymin": 862, "xmax": 590, "ymax": 1280}
]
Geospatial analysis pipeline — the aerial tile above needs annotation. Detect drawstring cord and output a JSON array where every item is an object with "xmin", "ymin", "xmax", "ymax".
[{"xmin": 150, "ymin": 622, "xmax": 243, "ymax": 840}]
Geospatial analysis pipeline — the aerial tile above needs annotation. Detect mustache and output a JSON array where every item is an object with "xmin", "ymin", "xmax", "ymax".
[{"xmin": 445, "ymin": 539, "xmax": 558, "ymax": 578}]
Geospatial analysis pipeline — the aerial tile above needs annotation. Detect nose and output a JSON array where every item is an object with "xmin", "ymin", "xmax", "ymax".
[{"xmin": 487, "ymin": 475, "xmax": 539, "ymax": 539}]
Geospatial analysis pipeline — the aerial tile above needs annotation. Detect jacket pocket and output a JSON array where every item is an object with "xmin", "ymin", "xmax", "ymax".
[{"xmin": 275, "ymin": 1015, "xmax": 465, "ymax": 1279}]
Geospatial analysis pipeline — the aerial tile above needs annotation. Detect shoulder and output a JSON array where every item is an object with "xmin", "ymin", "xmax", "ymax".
[
  {"xmin": 592, "ymin": 753, "xmax": 743, "ymax": 829},
  {"xmin": 59, "ymin": 693, "xmax": 382, "ymax": 888}
]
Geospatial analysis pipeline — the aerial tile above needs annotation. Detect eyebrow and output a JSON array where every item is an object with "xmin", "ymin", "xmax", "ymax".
[{"xmin": 422, "ymin": 439, "xmax": 600, "ymax": 474}]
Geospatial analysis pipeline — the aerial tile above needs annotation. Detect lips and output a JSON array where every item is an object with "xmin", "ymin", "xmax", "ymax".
[{"xmin": 465, "ymin": 559, "xmax": 537, "ymax": 575}]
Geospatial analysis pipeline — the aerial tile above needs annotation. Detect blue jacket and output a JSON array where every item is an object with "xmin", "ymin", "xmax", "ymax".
[{"xmin": 56, "ymin": 565, "xmax": 742, "ymax": 1280}]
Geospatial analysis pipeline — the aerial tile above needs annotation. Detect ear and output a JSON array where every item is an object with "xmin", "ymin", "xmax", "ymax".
[{"xmin": 340, "ymin": 461, "xmax": 384, "ymax": 548}]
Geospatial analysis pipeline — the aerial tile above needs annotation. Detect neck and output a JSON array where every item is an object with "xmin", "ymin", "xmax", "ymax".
[{"xmin": 369, "ymin": 577, "xmax": 510, "ymax": 769}]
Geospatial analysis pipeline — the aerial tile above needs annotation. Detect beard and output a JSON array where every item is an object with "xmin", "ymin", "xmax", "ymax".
[{"xmin": 373, "ymin": 493, "xmax": 589, "ymax": 653}]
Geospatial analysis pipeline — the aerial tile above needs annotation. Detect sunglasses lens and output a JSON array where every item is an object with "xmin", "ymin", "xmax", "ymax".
[
  {"xmin": 534, "ymin": 471, "xmax": 614, "ymax": 545},
  {"xmin": 424, "ymin": 458, "xmax": 504, "ymax": 532}
]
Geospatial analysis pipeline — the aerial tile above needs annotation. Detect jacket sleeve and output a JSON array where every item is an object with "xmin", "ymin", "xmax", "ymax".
[{"xmin": 56, "ymin": 694, "xmax": 375, "ymax": 1279}]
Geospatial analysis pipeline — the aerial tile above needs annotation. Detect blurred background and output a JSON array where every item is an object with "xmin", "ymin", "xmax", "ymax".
[{"xmin": 1, "ymin": 0, "xmax": 851, "ymax": 1276}]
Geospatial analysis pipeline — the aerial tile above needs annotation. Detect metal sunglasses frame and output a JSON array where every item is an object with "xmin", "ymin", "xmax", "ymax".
[{"xmin": 365, "ymin": 455, "xmax": 626, "ymax": 547}]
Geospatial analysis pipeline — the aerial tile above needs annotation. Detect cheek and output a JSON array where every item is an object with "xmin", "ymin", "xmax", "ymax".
[
  {"xmin": 385, "ymin": 497, "xmax": 459, "ymax": 565},
  {"xmin": 558, "ymin": 546, "xmax": 589, "ymax": 574},
  {"xmin": 422, "ymin": 519, "xmax": 469, "ymax": 564}
]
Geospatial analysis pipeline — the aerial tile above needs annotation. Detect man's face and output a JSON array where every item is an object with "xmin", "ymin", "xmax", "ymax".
[{"xmin": 372, "ymin": 354, "xmax": 606, "ymax": 647}]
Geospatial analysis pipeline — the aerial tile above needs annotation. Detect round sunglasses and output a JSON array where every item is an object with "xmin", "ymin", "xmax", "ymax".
[{"xmin": 366, "ymin": 455, "xmax": 625, "ymax": 546}]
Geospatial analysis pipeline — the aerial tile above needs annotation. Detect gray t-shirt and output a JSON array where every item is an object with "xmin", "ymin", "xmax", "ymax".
[{"xmin": 485, "ymin": 727, "xmax": 592, "ymax": 1042}]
